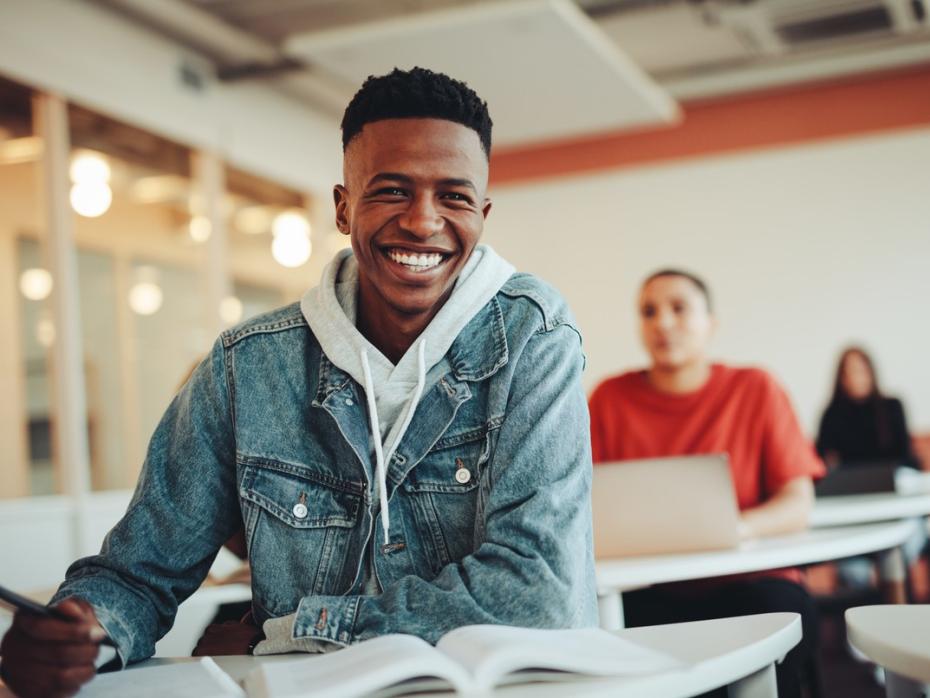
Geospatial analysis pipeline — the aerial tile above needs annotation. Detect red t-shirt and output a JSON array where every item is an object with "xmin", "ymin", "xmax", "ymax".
[{"xmin": 588, "ymin": 364, "xmax": 825, "ymax": 585}]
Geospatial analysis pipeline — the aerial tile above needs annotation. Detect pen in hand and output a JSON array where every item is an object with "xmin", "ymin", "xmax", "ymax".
[{"xmin": 0, "ymin": 583, "xmax": 116, "ymax": 647}]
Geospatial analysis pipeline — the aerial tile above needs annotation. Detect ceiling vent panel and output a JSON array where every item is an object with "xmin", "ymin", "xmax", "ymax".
[{"xmin": 776, "ymin": 4, "xmax": 894, "ymax": 45}]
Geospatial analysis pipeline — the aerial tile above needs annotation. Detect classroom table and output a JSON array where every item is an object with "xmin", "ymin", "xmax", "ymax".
[
  {"xmin": 846, "ymin": 605, "xmax": 930, "ymax": 698},
  {"xmin": 811, "ymin": 491, "xmax": 930, "ymax": 602},
  {"xmin": 811, "ymin": 492, "xmax": 930, "ymax": 528},
  {"xmin": 595, "ymin": 518, "xmax": 919, "ymax": 629},
  {"xmin": 36, "ymin": 612, "xmax": 798, "ymax": 698}
]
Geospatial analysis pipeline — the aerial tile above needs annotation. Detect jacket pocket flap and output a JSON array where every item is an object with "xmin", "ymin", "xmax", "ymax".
[
  {"xmin": 402, "ymin": 434, "xmax": 486, "ymax": 494},
  {"xmin": 240, "ymin": 458, "xmax": 362, "ymax": 529}
]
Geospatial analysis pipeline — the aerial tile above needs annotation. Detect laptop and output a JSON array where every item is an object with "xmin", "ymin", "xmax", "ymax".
[
  {"xmin": 814, "ymin": 461, "xmax": 899, "ymax": 497},
  {"xmin": 591, "ymin": 454, "xmax": 741, "ymax": 559}
]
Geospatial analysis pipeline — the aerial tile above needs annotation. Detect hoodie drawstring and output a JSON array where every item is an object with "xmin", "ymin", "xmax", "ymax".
[{"xmin": 360, "ymin": 339, "xmax": 427, "ymax": 545}]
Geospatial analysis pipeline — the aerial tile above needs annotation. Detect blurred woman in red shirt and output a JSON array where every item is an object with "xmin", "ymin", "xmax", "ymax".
[{"xmin": 588, "ymin": 269, "xmax": 824, "ymax": 698}]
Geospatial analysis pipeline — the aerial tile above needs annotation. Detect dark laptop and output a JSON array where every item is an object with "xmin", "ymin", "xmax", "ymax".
[{"xmin": 814, "ymin": 462, "xmax": 899, "ymax": 497}]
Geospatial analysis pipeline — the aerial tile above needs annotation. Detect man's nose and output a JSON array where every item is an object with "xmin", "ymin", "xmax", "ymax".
[
  {"xmin": 399, "ymin": 195, "xmax": 444, "ymax": 239},
  {"xmin": 654, "ymin": 307, "xmax": 676, "ymax": 329}
]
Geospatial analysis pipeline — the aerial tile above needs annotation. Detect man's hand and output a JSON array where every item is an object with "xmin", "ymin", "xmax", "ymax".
[
  {"xmin": 192, "ymin": 617, "xmax": 263, "ymax": 657},
  {"xmin": 0, "ymin": 597, "xmax": 107, "ymax": 698}
]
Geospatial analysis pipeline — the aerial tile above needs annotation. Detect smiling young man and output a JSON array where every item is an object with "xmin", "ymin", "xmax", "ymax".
[{"xmin": 0, "ymin": 68, "xmax": 596, "ymax": 696}]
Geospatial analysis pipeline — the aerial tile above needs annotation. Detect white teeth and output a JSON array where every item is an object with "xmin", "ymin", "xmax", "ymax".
[{"xmin": 387, "ymin": 250, "xmax": 443, "ymax": 270}]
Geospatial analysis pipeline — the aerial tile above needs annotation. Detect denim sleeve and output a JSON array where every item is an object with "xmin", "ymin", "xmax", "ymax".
[
  {"xmin": 50, "ymin": 338, "xmax": 240, "ymax": 665},
  {"xmin": 292, "ymin": 324, "xmax": 599, "ymax": 646}
]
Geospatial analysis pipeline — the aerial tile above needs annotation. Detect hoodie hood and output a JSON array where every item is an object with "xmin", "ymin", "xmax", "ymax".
[{"xmin": 301, "ymin": 244, "xmax": 515, "ymax": 542}]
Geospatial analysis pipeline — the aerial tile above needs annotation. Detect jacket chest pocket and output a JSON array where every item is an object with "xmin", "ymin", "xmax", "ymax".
[
  {"xmin": 239, "ymin": 459, "xmax": 363, "ymax": 614},
  {"xmin": 401, "ymin": 431, "xmax": 489, "ymax": 573}
]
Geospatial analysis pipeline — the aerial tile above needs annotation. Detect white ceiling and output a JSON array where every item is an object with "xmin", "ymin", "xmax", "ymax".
[
  {"xmin": 91, "ymin": 0, "xmax": 930, "ymax": 145},
  {"xmin": 284, "ymin": 0, "xmax": 679, "ymax": 146}
]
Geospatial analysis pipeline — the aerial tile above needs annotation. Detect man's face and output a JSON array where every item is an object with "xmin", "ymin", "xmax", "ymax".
[
  {"xmin": 335, "ymin": 118, "xmax": 491, "ymax": 320},
  {"xmin": 638, "ymin": 275, "xmax": 715, "ymax": 370}
]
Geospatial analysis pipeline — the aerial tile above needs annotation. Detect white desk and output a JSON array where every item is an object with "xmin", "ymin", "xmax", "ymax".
[
  {"xmin": 595, "ymin": 519, "xmax": 918, "ymax": 629},
  {"xmin": 846, "ymin": 605, "xmax": 930, "ymax": 698},
  {"xmin": 118, "ymin": 613, "xmax": 801, "ymax": 698},
  {"xmin": 811, "ymin": 492, "xmax": 930, "ymax": 528}
]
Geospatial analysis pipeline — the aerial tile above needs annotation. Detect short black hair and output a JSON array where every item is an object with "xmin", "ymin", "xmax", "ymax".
[
  {"xmin": 642, "ymin": 268, "xmax": 713, "ymax": 312},
  {"xmin": 341, "ymin": 67, "xmax": 493, "ymax": 157}
]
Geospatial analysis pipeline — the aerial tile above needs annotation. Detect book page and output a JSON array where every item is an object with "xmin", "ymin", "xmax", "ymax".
[
  {"xmin": 244, "ymin": 634, "xmax": 473, "ymax": 698},
  {"xmin": 436, "ymin": 625, "xmax": 684, "ymax": 692},
  {"xmin": 79, "ymin": 657, "xmax": 245, "ymax": 698}
]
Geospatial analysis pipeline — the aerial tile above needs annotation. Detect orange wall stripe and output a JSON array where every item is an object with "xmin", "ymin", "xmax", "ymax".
[{"xmin": 490, "ymin": 65, "xmax": 930, "ymax": 186}]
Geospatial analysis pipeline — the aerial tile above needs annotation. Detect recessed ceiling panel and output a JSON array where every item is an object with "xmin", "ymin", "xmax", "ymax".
[{"xmin": 285, "ymin": 0, "xmax": 679, "ymax": 147}]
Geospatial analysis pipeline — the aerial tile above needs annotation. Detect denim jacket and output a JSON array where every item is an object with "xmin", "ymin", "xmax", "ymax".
[{"xmin": 53, "ymin": 272, "xmax": 598, "ymax": 665}]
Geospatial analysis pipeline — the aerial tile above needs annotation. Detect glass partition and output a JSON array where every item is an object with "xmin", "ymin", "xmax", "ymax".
[
  {"xmin": 0, "ymin": 77, "xmax": 53, "ymax": 497},
  {"xmin": 0, "ymin": 79, "xmax": 324, "ymax": 498},
  {"xmin": 68, "ymin": 105, "xmax": 204, "ymax": 489}
]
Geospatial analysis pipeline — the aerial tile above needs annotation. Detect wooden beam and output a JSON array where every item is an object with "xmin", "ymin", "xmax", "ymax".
[{"xmin": 33, "ymin": 92, "xmax": 93, "ymax": 555}]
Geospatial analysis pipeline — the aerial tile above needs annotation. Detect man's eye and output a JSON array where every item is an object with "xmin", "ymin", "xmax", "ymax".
[
  {"xmin": 442, "ymin": 192, "xmax": 472, "ymax": 203},
  {"xmin": 374, "ymin": 187, "xmax": 406, "ymax": 197}
]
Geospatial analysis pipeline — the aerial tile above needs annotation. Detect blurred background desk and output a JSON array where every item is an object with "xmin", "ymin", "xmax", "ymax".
[
  {"xmin": 811, "ymin": 492, "xmax": 930, "ymax": 528},
  {"xmin": 595, "ymin": 519, "xmax": 918, "ymax": 630},
  {"xmin": 811, "ymin": 492, "xmax": 930, "ymax": 603}
]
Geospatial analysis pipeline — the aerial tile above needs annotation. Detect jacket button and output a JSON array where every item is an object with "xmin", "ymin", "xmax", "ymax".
[
  {"xmin": 292, "ymin": 503, "xmax": 308, "ymax": 519},
  {"xmin": 455, "ymin": 468, "xmax": 471, "ymax": 484},
  {"xmin": 345, "ymin": 398, "xmax": 353, "ymax": 406}
]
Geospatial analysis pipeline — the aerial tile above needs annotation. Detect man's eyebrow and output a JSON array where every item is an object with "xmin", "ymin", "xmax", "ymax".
[
  {"xmin": 366, "ymin": 173, "xmax": 478, "ymax": 193},
  {"xmin": 438, "ymin": 178, "xmax": 478, "ymax": 193},
  {"xmin": 367, "ymin": 172, "xmax": 413, "ymax": 187}
]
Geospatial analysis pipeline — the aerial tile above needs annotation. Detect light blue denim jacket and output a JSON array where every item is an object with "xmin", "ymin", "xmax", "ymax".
[{"xmin": 53, "ymin": 272, "xmax": 598, "ymax": 665}]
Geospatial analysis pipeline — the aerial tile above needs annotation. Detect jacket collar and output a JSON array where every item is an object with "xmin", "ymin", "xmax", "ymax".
[{"xmin": 313, "ymin": 295, "xmax": 508, "ymax": 399}]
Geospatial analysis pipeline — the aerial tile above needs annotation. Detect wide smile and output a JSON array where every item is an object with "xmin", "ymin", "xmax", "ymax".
[{"xmin": 382, "ymin": 246, "xmax": 453, "ymax": 277}]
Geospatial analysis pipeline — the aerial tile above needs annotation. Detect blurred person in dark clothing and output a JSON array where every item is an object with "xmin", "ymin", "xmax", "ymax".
[
  {"xmin": 817, "ymin": 346, "xmax": 921, "ymax": 470},
  {"xmin": 817, "ymin": 345, "xmax": 925, "ymax": 589}
]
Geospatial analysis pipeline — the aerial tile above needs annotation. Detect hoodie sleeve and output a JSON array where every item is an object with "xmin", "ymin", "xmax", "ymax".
[{"xmin": 289, "ymin": 322, "xmax": 599, "ymax": 646}]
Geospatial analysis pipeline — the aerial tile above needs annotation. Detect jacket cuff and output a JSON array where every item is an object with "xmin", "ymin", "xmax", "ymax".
[
  {"xmin": 49, "ymin": 586, "xmax": 132, "ymax": 669},
  {"xmin": 293, "ymin": 595, "xmax": 359, "ymax": 646}
]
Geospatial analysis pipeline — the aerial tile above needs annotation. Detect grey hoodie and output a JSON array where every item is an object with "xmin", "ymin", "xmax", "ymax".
[{"xmin": 300, "ymin": 244, "xmax": 515, "ymax": 545}]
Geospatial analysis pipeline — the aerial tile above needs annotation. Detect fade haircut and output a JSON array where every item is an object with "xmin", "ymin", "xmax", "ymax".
[
  {"xmin": 340, "ymin": 67, "xmax": 493, "ymax": 158},
  {"xmin": 642, "ymin": 268, "xmax": 713, "ymax": 313}
]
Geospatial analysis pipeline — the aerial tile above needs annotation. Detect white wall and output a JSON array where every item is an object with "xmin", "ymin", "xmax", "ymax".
[{"xmin": 483, "ymin": 126, "xmax": 930, "ymax": 435}]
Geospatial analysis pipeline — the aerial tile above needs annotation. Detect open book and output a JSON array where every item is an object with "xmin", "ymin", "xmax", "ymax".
[{"xmin": 244, "ymin": 625, "xmax": 684, "ymax": 697}]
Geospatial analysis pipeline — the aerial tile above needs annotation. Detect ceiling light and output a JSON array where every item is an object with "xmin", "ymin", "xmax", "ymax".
[
  {"xmin": 271, "ymin": 210, "xmax": 312, "ymax": 268},
  {"xmin": 128, "ymin": 281, "xmax": 163, "ymax": 316},
  {"xmin": 271, "ymin": 230, "xmax": 312, "ymax": 268},
  {"xmin": 219, "ymin": 296, "xmax": 243, "ymax": 325},
  {"xmin": 272, "ymin": 210, "xmax": 311, "ymax": 239},
  {"xmin": 70, "ymin": 182, "xmax": 112, "ymax": 218},
  {"xmin": 189, "ymin": 215, "xmax": 212, "ymax": 243},
  {"xmin": 19, "ymin": 268, "xmax": 53, "ymax": 301},
  {"xmin": 69, "ymin": 151, "xmax": 111, "ymax": 184}
]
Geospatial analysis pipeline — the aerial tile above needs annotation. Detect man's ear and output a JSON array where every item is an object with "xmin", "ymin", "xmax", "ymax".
[
  {"xmin": 333, "ymin": 185, "xmax": 350, "ymax": 234},
  {"xmin": 481, "ymin": 198, "xmax": 492, "ymax": 221}
]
